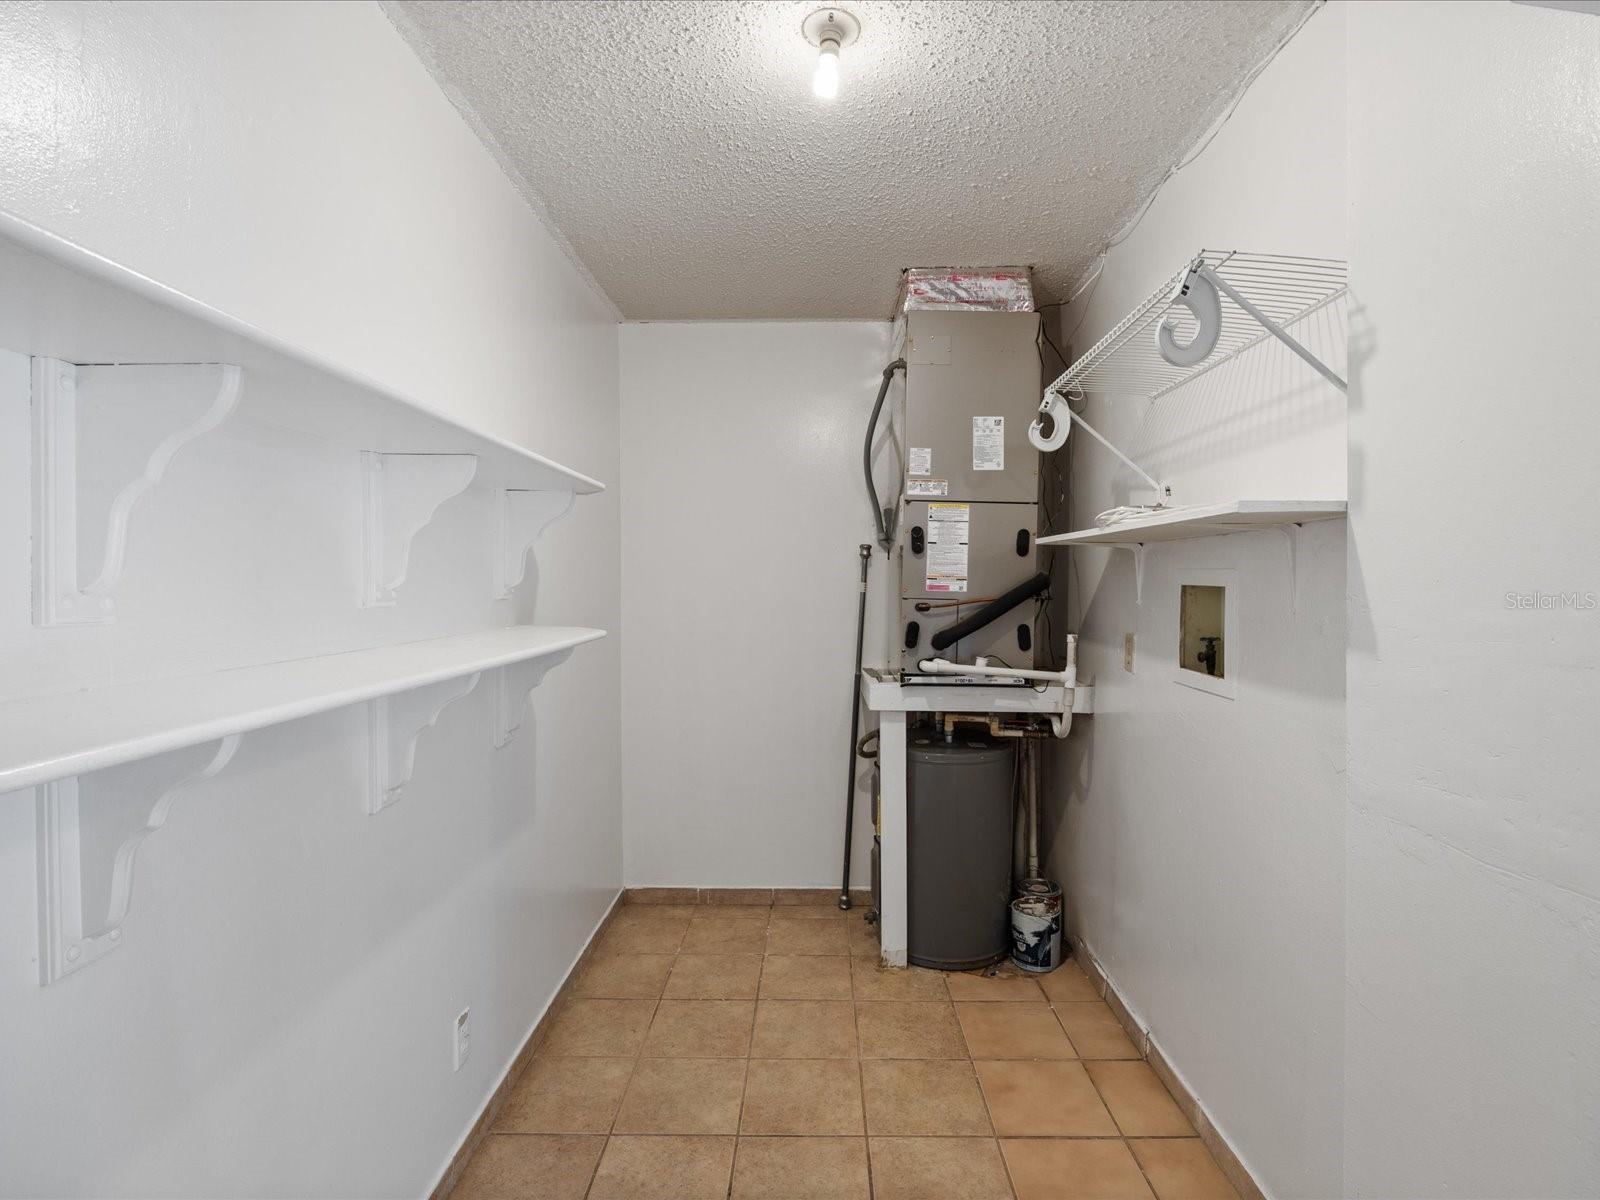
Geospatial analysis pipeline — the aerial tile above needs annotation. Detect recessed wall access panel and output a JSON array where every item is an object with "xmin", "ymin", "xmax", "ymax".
[
  {"xmin": 901, "ymin": 310, "xmax": 1041, "ymax": 505},
  {"xmin": 899, "ymin": 500, "xmax": 1038, "ymax": 601}
]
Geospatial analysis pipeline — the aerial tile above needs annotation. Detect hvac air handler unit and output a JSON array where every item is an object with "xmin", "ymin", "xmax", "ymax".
[{"xmin": 895, "ymin": 308, "xmax": 1045, "ymax": 674}]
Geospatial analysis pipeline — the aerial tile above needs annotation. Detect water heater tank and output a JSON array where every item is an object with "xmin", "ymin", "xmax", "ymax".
[{"xmin": 906, "ymin": 734, "xmax": 1015, "ymax": 970}]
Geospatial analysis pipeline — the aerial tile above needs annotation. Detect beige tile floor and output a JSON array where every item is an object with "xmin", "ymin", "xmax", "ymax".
[{"xmin": 452, "ymin": 905, "xmax": 1241, "ymax": 1200}]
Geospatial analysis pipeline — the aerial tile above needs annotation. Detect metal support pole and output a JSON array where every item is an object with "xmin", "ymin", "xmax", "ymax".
[
  {"xmin": 839, "ymin": 544, "xmax": 872, "ymax": 909},
  {"xmin": 1062, "ymin": 402, "xmax": 1170, "ymax": 499}
]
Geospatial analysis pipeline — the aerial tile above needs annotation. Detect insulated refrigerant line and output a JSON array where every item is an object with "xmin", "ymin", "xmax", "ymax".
[
  {"xmin": 929, "ymin": 572, "xmax": 1051, "ymax": 653},
  {"xmin": 839, "ymin": 543, "xmax": 872, "ymax": 910}
]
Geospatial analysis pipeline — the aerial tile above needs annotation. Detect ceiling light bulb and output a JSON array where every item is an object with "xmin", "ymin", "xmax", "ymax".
[
  {"xmin": 803, "ymin": 8, "xmax": 859, "ymax": 102},
  {"xmin": 813, "ymin": 39, "xmax": 840, "ymax": 99}
]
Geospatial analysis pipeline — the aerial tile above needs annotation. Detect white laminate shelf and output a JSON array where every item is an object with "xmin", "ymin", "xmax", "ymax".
[
  {"xmin": 0, "ymin": 626, "xmax": 605, "ymax": 794},
  {"xmin": 1037, "ymin": 500, "xmax": 1347, "ymax": 547},
  {"xmin": 0, "ymin": 209, "xmax": 602, "ymax": 494}
]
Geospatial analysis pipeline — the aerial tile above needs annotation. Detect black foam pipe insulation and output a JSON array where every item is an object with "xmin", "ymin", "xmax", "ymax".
[{"xmin": 929, "ymin": 572, "xmax": 1050, "ymax": 652}]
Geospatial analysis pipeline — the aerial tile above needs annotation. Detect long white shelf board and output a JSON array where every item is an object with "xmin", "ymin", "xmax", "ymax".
[
  {"xmin": 0, "ymin": 210, "xmax": 603, "ymax": 494},
  {"xmin": 0, "ymin": 626, "xmax": 606, "ymax": 794},
  {"xmin": 1038, "ymin": 500, "xmax": 1347, "ymax": 547}
]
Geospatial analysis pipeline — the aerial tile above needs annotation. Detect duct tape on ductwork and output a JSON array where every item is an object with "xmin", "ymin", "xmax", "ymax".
[{"xmin": 897, "ymin": 266, "xmax": 1035, "ymax": 315}]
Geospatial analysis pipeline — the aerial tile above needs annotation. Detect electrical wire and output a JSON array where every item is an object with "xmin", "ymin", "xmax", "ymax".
[
  {"xmin": 1094, "ymin": 504, "xmax": 1165, "ymax": 528},
  {"xmin": 1038, "ymin": 317, "xmax": 1070, "ymax": 375},
  {"xmin": 1062, "ymin": 262, "xmax": 1106, "ymax": 344},
  {"xmin": 1049, "ymin": 1, "xmax": 1324, "ymax": 347},
  {"xmin": 1035, "ymin": 594, "xmax": 1057, "ymax": 672}
]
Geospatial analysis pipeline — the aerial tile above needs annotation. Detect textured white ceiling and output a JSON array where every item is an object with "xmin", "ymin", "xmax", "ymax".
[{"xmin": 383, "ymin": 0, "xmax": 1313, "ymax": 319}]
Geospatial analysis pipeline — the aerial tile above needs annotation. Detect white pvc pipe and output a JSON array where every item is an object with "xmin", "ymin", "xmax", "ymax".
[
  {"xmin": 917, "ymin": 635, "xmax": 1080, "ymax": 737},
  {"xmin": 916, "ymin": 657, "xmax": 1073, "ymax": 685}
]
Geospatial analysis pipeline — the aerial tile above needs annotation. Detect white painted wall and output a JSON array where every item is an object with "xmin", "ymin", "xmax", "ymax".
[
  {"xmin": 1345, "ymin": 4, "xmax": 1600, "ymax": 1195},
  {"xmin": 1042, "ymin": 6, "xmax": 1348, "ymax": 1197},
  {"xmin": 619, "ymin": 321, "xmax": 891, "ymax": 888},
  {"xmin": 0, "ymin": 3, "xmax": 620, "ymax": 1197}
]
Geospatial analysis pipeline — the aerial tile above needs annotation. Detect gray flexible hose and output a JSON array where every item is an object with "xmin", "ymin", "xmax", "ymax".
[{"xmin": 863, "ymin": 360, "xmax": 907, "ymax": 551}]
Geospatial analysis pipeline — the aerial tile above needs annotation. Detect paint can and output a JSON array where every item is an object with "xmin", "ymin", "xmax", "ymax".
[{"xmin": 1010, "ymin": 878, "xmax": 1062, "ymax": 973}]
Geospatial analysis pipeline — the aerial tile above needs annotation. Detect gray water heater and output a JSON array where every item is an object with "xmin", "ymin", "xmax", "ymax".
[{"xmin": 906, "ymin": 734, "xmax": 1016, "ymax": 970}]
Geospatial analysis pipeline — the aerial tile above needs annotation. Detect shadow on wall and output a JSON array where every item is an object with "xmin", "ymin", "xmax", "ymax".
[
  {"xmin": 1118, "ymin": 297, "xmax": 1349, "ymax": 500},
  {"xmin": 1343, "ymin": 290, "xmax": 1379, "ymax": 658}
]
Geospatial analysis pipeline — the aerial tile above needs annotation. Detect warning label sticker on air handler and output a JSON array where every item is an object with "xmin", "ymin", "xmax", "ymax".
[
  {"xmin": 973, "ymin": 416, "xmax": 1005, "ymax": 471},
  {"xmin": 925, "ymin": 502, "xmax": 970, "ymax": 593}
]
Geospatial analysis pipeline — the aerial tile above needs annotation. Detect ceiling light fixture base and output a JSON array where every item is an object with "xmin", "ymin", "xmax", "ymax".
[{"xmin": 802, "ymin": 7, "xmax": 861, "ymax": 50}]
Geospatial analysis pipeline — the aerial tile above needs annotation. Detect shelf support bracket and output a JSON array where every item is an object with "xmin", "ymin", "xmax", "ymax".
[
  {"xmin": 492, "ymin": 649, "xmax": 577, "ymax": 748},
  {"xmin": 35, "ymin": 735, "xmax": 243, "ymax": 984},
  {"xmin": 361, "ymin": 452, "xmax": 479, "ymax": 607},
  {"xmin": 1278, "ymin": 523, "xmax": 1303, "ymax": 614},
  {"xmin": 1193, "ymin": 262, "xmax": 1347, "ymax": 393},
  {"xmin": 1030, "ymin": 392, "xmax": 1170, "ymax": 504},
  {"xmin": 32, "ymin": 359, "xmax": 242, "ymax": 626},
  {"xmin": 495, "ymin": 488, "xmax": 576, "ymax": 599},
  {"xmin": 1101, "ymin": 543, "xmax": 1146, "ymax": 606},
  {"xmin": 367, "ymin": 673, "xmax": 482, "ymax": 813}
]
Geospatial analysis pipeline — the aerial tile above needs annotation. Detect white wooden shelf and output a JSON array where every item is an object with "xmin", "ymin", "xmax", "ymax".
[
  {"xmin": 0, "ymin": 209, "xmax": 604, "ymax": 495},
  {"xmin": 16, "ymin": 625, "xmax": 603, "ymax": 983},
  {"xmin": 0, "ymin": 625, "xmax": 605, "ymax": 794},
  {"xmin": 0, "ymin": 216, "xmax": 611, "ymax": 984},
  {"xmin": 4, "ymin": 210, "xmax": 604, "ymax": 622},
  {"xmin": 1037, "ymin": 500, "xmax": 1347, "ymax": 547},
  {"xmin": 1039, "ymin": 501, "xmax": 1346, "ymax": 607}
]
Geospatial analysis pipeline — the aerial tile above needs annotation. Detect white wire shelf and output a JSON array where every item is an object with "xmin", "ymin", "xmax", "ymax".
[{"xmin": 1048, "ymin": 251, "xmax": 1348, "ymax": 402}]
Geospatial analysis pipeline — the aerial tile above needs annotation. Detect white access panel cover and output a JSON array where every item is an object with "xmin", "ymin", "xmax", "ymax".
[{"xmin": 902, "ymin": 310, "xmax": 1041, "ymax": 506}]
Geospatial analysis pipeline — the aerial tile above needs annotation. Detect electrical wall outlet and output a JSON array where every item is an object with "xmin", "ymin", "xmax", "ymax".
[
  {"xmin": 453, "ymin": 1007, "xmax": 471, "ymax": 1072},
  {"xmin": 1124, "ymin": 633, "xmax": 1135, "ymax": 672}
]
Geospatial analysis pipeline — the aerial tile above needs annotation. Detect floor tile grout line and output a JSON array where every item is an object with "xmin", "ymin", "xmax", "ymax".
[
  {"xmin": 1081, "ymin": 1058, "xmax": 1142, "ymax": 1141},
  {"xmin": 722, "ymin": 916, "xmax": 764, "ymax": 1195},
  {"xmin": 847, "ymin": 929, "xmax": 876, "ymax": 1200},
  {"xmin": 956, "ymin": 959, "xmax": 1018, "ymax": 1198},
  {"xmin": 582, "ymin": 935, "xmax": 663, "ymax": 1200},
  {"xmin": 1123, "ymin": 1131, "xmax": 1164, "ymax": 1200}
]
